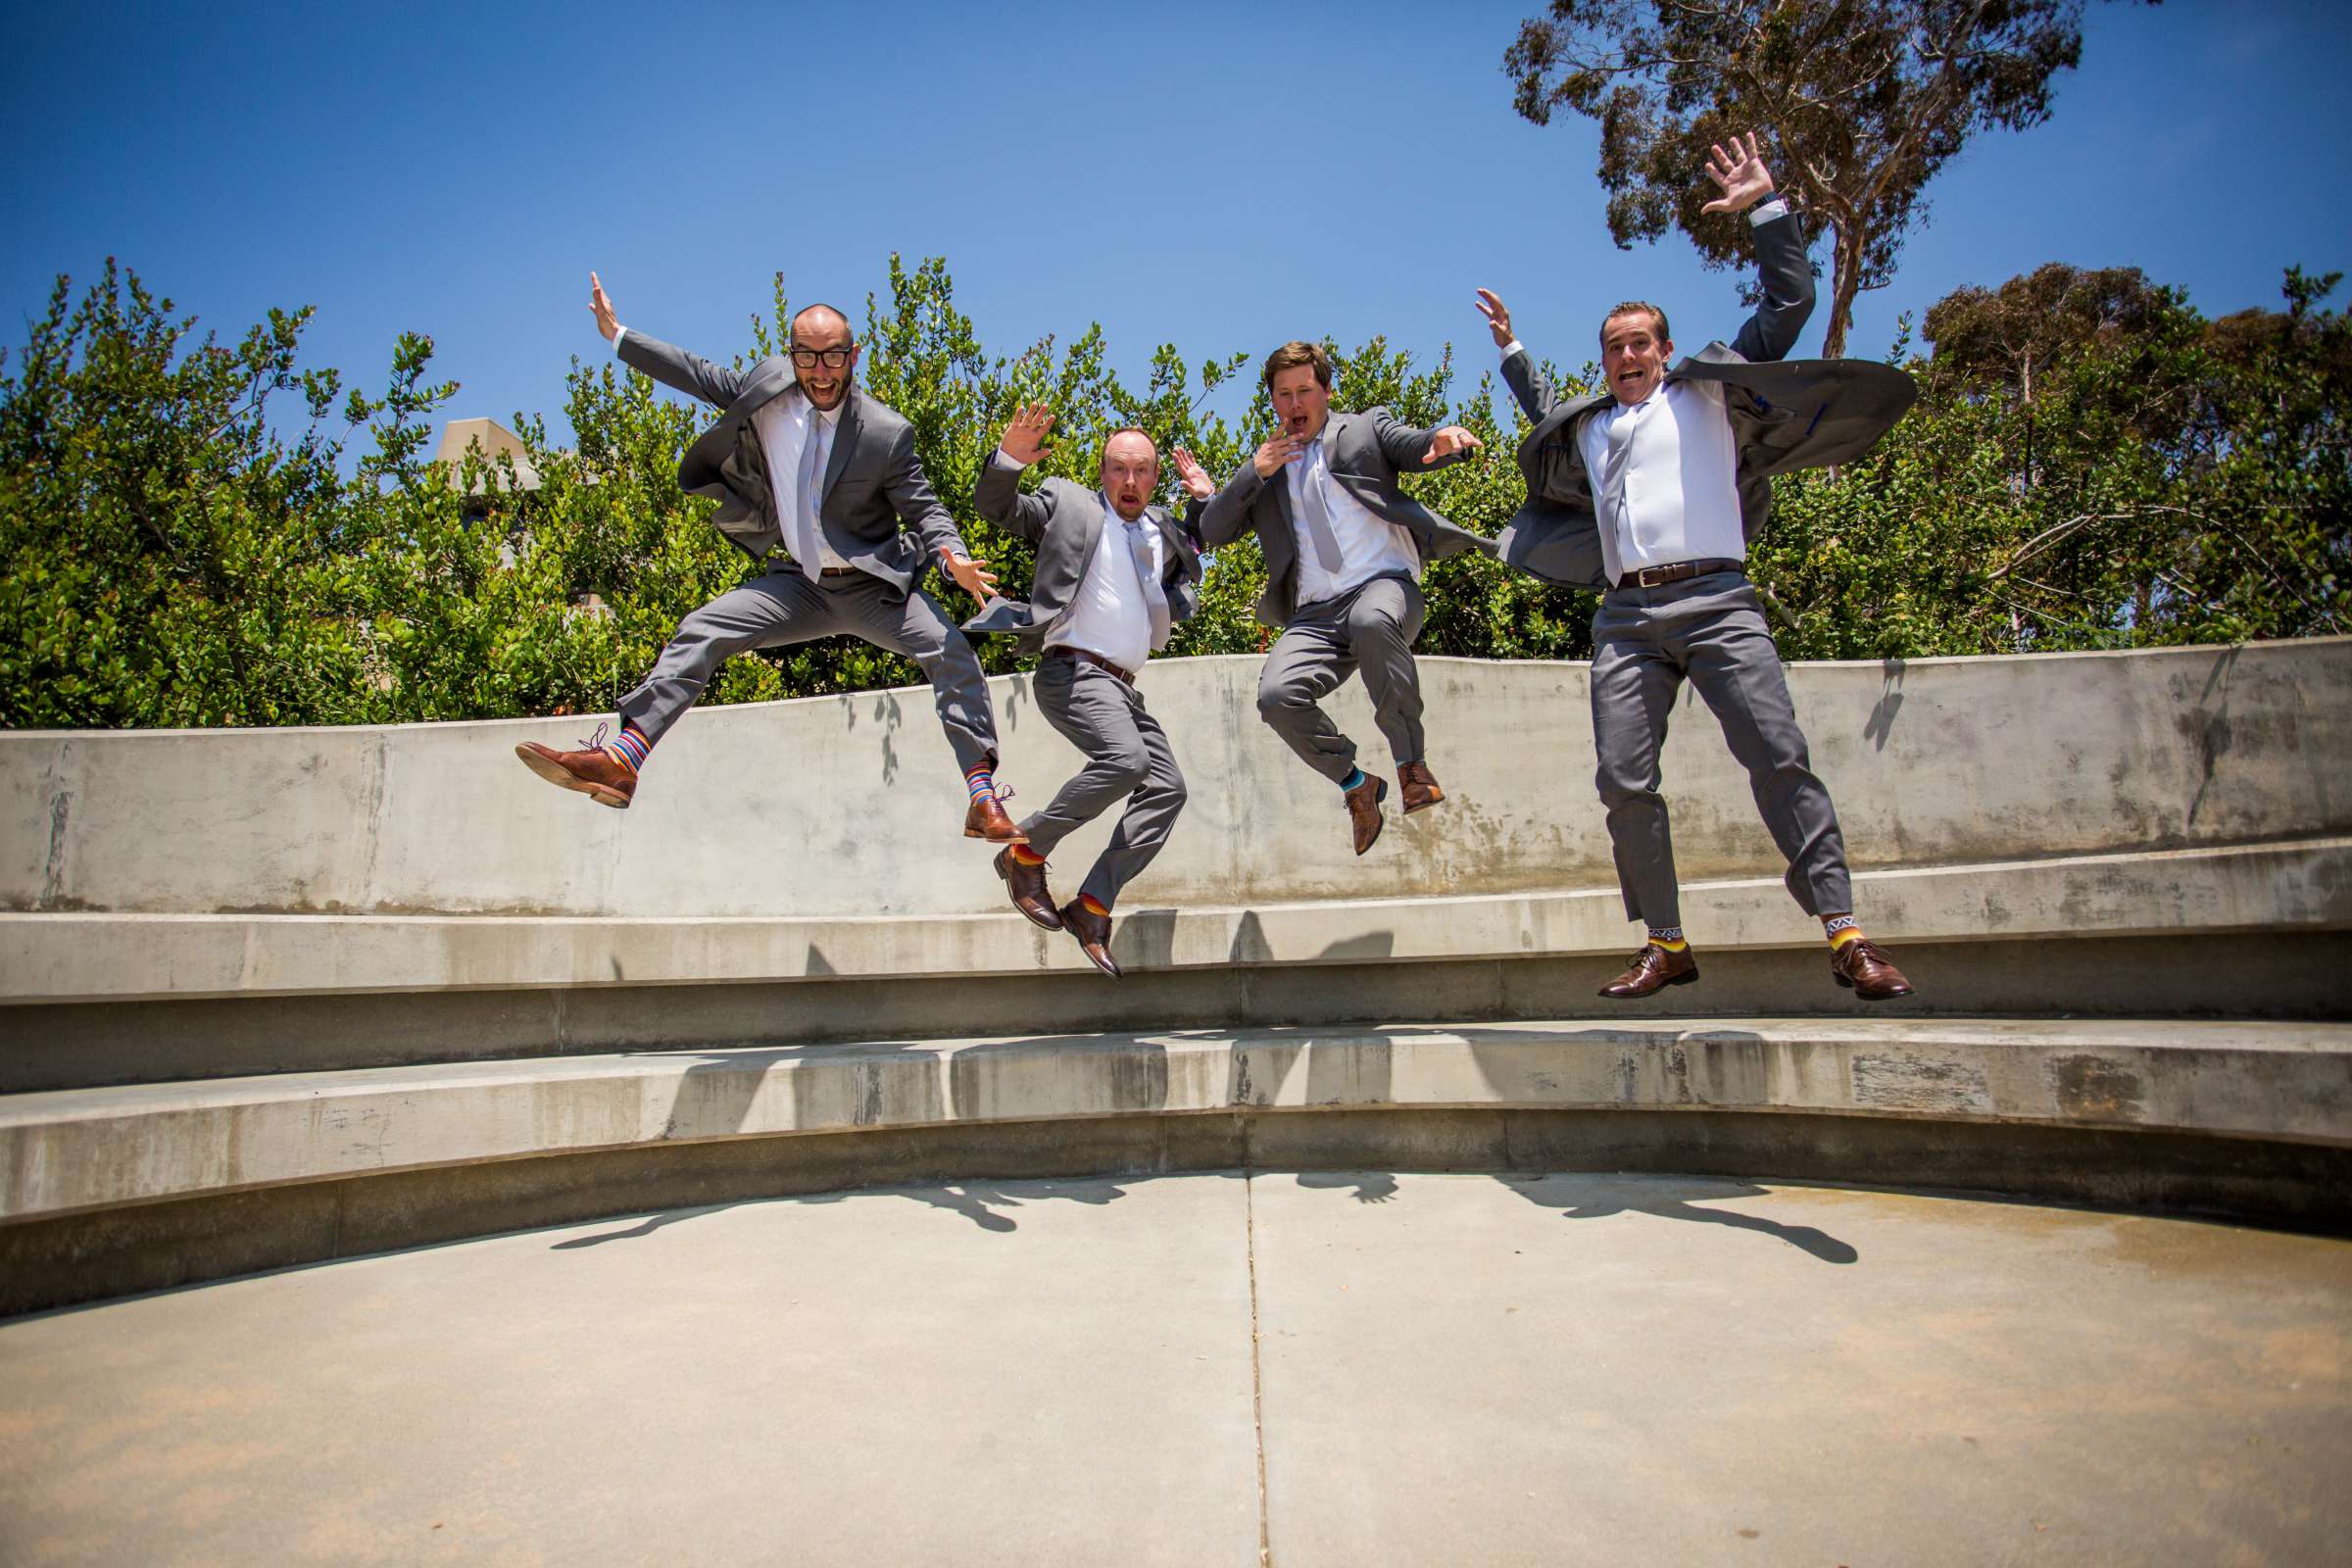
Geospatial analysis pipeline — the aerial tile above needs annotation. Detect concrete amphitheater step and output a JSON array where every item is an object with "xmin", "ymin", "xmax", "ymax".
[{"xmin": 3, "ymin": 1016, "xmax": 2347, "ymax": 1314}]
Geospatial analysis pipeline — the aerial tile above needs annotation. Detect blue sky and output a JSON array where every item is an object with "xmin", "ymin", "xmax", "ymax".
[{"xmin": 3, "ymin": 0, "xmax": 2347, "ymax": 446}]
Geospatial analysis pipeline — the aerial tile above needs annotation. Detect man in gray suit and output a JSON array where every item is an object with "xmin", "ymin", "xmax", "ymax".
[
  {"xmin": 1196, "ymin": 343, "xmax": 1493, "ymax": 856},
  {"xmin": 1479, "ymin": 133, "xmax": 1917, "ymax": 1002},
  {"xmin": 964, "ymin": 405, "xmax": 1208, "ymax": 977},
  {"xmin": 514, "ymin": 274, "xmax": 1024, "ymax": 844}
]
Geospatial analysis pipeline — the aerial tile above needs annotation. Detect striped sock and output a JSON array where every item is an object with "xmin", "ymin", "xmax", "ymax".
[
  {"xmin": 1340, "ymin": 765, "xmax": 1366, "ymax": 794},
  {"xmin": 603, "ymin": 722, "xmax": 650, "ymax": 774},
  {"xmin": 1647, "ymin": 925, "xmax": 1689, "ymax": 953},
  {"xmin": 1080, "ymin": 894, "xmax": 1109, "ymax": 917},
  {"xmin": 965, "ymin": 765, "xmax": 997, "ymax": 803},
  {"xmin": 1009, "ymin": 843, "xmax": 1046, "ymax": 867},
  {"xmin": 1823, "ymin": 913, "xmax": 1863, "ymax": 950}
]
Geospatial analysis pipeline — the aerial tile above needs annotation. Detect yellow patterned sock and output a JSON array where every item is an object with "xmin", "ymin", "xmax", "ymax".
[
  {"xmin": 1009, "ymin": 843, "xmax": 1047, "ymax": 867},
  {"xmin": 1646, "ymin": 925, "xmax": 1689, "ymax": 953},
  {"xmin": 1825, "ymin": 914, "xmax": 1864, "ymax": 950},
  {"xmin": 1080, "ymin": 894, "xmax": 1110, "ymax": 917}
]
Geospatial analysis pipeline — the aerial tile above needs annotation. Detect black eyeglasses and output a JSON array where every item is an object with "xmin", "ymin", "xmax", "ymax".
[{"xmin": 789, "ymin": 348, "xmax": 853, "ymax": 369}]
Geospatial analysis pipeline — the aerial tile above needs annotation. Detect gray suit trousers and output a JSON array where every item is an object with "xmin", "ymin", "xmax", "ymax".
[
  {"xmin": 1590, "ymin": 572, "xmax": 1852, "ymax": 927},
  {"xmin": 1255, "ymin": 574, "xmax": 1428, "ymax": 784},
  {"xmin": 1021, "ymin": 657, "xmax": 1187, "ymax": 909},
  {"xmin": 617, "ymin": 566, "xmax": 998, "ymax": 773}
]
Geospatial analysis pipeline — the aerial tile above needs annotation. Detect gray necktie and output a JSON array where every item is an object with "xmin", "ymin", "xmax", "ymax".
[
  {"xmin": 791, "ymin": 410, "xmax": 826, "ymax": 579},
  {"xmin": 1599, "ymin": 402, "xmax": 1640, "ymax": 539},
  {"xmin": 1295, "ymin": 441, "xmax": 1346, "ymax": 572},
  {"xmin": 1123, "ymin": 514, "xmax": 1172, "ymax": 652}
]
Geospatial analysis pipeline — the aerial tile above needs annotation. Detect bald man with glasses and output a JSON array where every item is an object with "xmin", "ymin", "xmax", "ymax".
[{"xmin": 515, "ymin": 274, "xmax": 1025, "ymax": 844}]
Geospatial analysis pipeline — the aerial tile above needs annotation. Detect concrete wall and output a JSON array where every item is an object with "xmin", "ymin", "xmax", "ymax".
[{"xmin": 7, "ymin": 640, "xmax": 2345, "ymax": 921}]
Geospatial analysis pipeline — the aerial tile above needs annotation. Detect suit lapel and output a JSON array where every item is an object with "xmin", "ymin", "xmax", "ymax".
[{"xmin": 820, "ymin": 392, "xmax": 862, "ymax": 502}]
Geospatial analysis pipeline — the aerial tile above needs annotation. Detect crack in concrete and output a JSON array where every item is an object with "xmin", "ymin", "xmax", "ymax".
[{"xmin": 1246, "ymin": 1167, "xmax": 1272, "ymax": 1567}]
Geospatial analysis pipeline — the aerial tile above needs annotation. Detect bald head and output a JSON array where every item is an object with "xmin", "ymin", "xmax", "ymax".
[
  {"xmin": 786, "ymin": 304, "xmax": 858, "ymax": 410},
  {"xmin": 789, "ymin": 303, "xmax": 854, "ymax": 344},
  {"xmin": 1099, "ymin": 427, "xmax": 1160, "ymax": 520}
]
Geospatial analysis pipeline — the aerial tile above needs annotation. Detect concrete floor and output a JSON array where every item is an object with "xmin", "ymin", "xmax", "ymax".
[{"xmin": 2, "ymin": 1173, "xmax": 2346, "ymax": 1567}]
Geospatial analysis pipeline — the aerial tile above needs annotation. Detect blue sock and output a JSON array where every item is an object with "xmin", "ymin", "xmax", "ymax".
[{"xmin": 1340, "ymin": 765, "xmax": 1366, "ymax": 793}]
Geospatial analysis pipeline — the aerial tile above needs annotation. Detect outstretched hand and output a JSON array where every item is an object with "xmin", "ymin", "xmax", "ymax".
[
  {"xmin": 1700, "ymin": 130, "xmax": 1775, "ymax": 216},
  {"xmin": 1474, "ymin": 289, "xmax": 1514, "ymax": 350},
  {"xmin": 1423, "ymin": 425, "xmax": 1484, "ymax": 465},
  {"xmin": 1169, "ymin": 446, "xmax": 1215, "ymax": 501},
  {"xmin": 998, "ymin": 402, "xmax": 1054, "ymax": 465},
  {"xmin": 940, "ymin": 546, "xmax": 1000, "ymax": 603},
  {"xmin": 589, "ymin": 271, "xmax": 619, "ymax": 342}
]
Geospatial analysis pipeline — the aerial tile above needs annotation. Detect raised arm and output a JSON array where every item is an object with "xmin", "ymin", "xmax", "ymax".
[
  {"xmin": 1479, "ymin": 288, "xmax": 1560, "ymax": 421},
  {"xmin": 1196, "ymin": 431, "xmax": 1301, "ymax": 548},
  {"xmin": 1371, "ymin": 409, "xmax": 1484, "ymax": 472},
  {"xmin": 974, "ymin": 404, "xmax": 1059, "ymax": 545},
  {"xmin": 592, "ymin": 271, "xmax": 753, "ymax": 409},
  {"xmin": 1699, "ymin": 133, "xmax": 1815, "ymax": 364}
]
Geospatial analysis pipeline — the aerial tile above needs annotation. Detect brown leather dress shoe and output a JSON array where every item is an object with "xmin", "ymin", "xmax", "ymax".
[
  {"xmin": 1831, "ymin": 938, "xmax": 1915, "ymax": 1002},
  {"xmin": 1597, "ymin": 943, "xmax": 1699, "ymax": 1000},
  {"xmin": 1397, "ymin": 760, "xmax": 1446, "ymax": 814},
  {"xmin": 1345, "ymin": 772, "xmax": 1389, "ymax": 857},
  {"xmin": 996, "ymin": 849, "xmax": 1061, "ymax": 931},
  {"xmin": 963, "ymin": 791, "xmax": 1028, "ymax": 844},
  {"xmin": 515, "ymin": 739, "xmax": 636, "ymax": 808},
  {"xmin": 1058, "ymin": 899, "xmax": 1120, "ymax": 979}
]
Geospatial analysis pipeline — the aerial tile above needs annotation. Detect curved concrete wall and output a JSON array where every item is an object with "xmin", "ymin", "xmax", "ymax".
[{"xmin": 7, "ymin": 640, "xmax": 2345, "ymax": 922}]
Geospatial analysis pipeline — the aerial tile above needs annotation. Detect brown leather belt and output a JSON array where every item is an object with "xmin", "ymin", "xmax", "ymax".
[
  {"xmin": 818, "ymin": 564, "xmax": 862, "ymax": 578},
  {"xmin": 1045, "ymin": 647, "xmax": 1136, "ymax": 685},
  {"xmin": 1612, "ymin": 558, "xmax": 1745, "ymax": 592}
]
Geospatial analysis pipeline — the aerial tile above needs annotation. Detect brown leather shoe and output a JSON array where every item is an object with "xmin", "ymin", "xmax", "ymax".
[
  {"xmin": 964, "ymin": 790, "xmax": 1028, "ymax": 844},
  {"xmin": 515, "ymin": 738, "xmax": 636, "ymax": 808},
  {"xmin": 1397, "ymin": 760, "xmax": 1446, "ymax": 814},
  {"xmin": 1831, "ymin": 938, "xmax": 1915, "ymax": 1002},
  {"xmin": 1058, "ymin": 899, "xmax": 1120, "ymax": 979},
  {"xmin": 1597, "ymin": 943, "xmax": 1699, "ymax": 1000},
  {"xmin": 1345, "ymin": 772, "xmax": 1389, "ymax": 856},
  {"xmin": 996, "ymin": 849, "xmax": 1061, "ymax": 931}
]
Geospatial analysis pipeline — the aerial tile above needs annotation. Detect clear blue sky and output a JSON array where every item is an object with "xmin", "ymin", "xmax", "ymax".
[{"xmin": 4, "ymin": 0, "xmax": 2347, "ymax": 445}]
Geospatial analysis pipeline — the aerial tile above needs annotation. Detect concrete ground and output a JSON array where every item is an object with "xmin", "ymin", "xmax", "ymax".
[{"xmin": 2, "ymin": 1173, "xmax": 2346, "ymax": 1567}]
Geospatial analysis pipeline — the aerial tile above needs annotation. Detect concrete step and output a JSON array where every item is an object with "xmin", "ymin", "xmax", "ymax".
[
  {"xmin": 6, "ymin": 1015, "xmax": 2347, "ymax": 1314},
  {"xmin": 7, "ymin": 1016, "xmax": 2346, "ymax": 1221}
]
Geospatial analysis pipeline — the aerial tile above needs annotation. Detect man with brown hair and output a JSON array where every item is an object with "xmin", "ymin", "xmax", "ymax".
[
  {"xmin": 1478, "ymin": 133, "xmax": 1919, "ymax": 1002},
  {"xmin": 1181, "ymin": 342, "xmax": 1491, "ymax": 856}
]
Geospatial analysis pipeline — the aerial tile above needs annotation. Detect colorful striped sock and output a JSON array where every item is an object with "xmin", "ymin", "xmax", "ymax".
[
  {"xmin": 603, "ymin": 722, "xmax": 650, "ymax": 774},
  {"xmin": 1080, "ymin": 894, "xmax": 1110, "ymax": 917},
  {"xmin": 1009, "ymin": 843, "xmax": 1047, "ymax": 867},
  {"xmin": 965, "ymin": 765, "xmax": 997, "ymax": 803},
  {"xmin": 1647, "ymin": 925, "xmax": 1689, "ymax": 953},
  {"xmin": 1340, "ymin": 765, "xmax": 1366, "ymax": 794},
  {"xmin": 1823, "ymin": 913, "xmax": 1863, "ymax": 950}
]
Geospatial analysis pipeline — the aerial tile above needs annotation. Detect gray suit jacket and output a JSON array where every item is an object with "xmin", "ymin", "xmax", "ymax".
[
  {"xmin": 616, "ymin": 329, "xmax": 965, "ymax": 593},
  {"xmin": 1199, "ymin": 408, "xmax": 1494, "ymax": 628},
  {"xmin": 1495, "ymin": 210, "xmax": 1918, "ymax": 590},
  {"xmin": 963, "ymin": 454, "xmax": 1205, "ymax": 656}
]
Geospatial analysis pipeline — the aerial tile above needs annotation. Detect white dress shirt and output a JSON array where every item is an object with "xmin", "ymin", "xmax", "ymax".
[
  {"xmin": 1575, "ymin": 377, "xmax": 1744, "ymax": 579},
  {"xmin": 1283, "ymin": 428, "xmax": 1421, "ymax": 607},
  {"xmin": 614, "ymin": 326, "xmax": 849, "ymax": 570},
  {"xmin": 998, "ymin": 455, "xmax": 1164, "ymax": 673},
  {"xmin": 1493, "ymin": 195, "xmax": 1788, "ymax": 585}
]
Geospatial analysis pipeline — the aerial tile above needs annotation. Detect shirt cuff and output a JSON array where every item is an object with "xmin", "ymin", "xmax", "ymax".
[
  {"xmin": 611, "ymin": 325, "xmax": 628, "ymax": 355},
  {"xmin": 1748, "ymin": 198, "xmax": 1789, "ymax": 227},
  {"xmin": 989, "ymin": 449, "xmax": 1028, "ymax": 472},
  {"xmin": 1500, "ymin": 339, "xmax": 1525, "ymax": 360}
]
